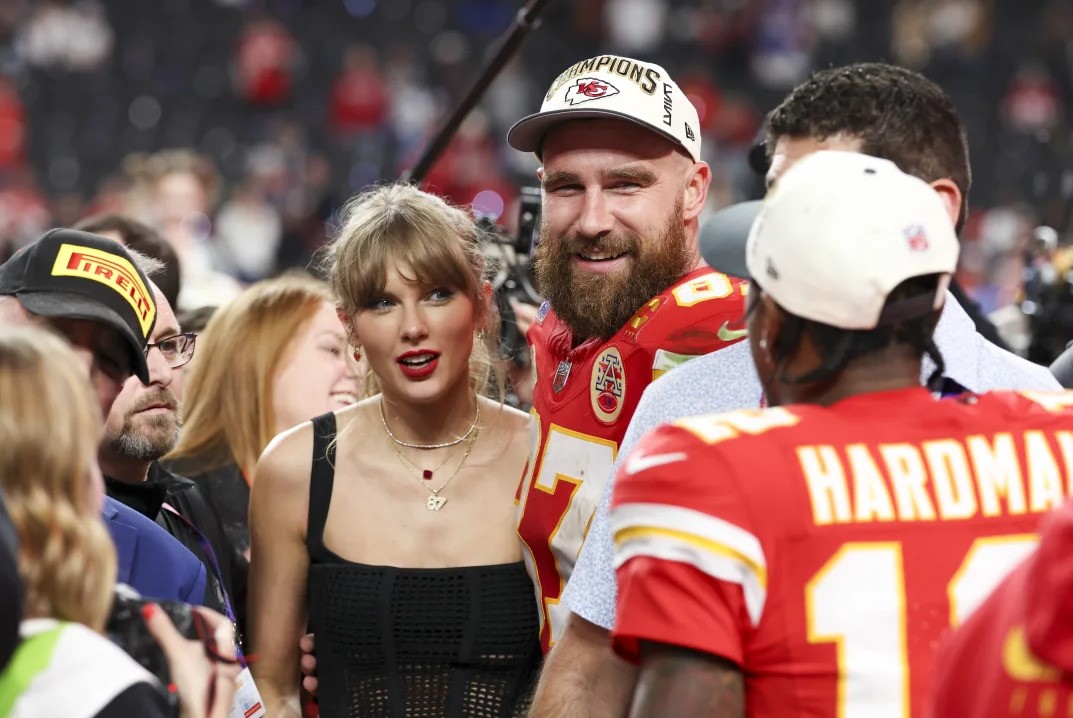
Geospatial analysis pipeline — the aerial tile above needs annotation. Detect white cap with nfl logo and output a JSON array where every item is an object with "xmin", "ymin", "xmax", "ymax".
[
  {"xmin": 745, "ymin": 150, "xmax": 960, "ymax": 330},
  {"xmin": 507, "ymin": 55, "xmax": 702, "ymax": 162}
]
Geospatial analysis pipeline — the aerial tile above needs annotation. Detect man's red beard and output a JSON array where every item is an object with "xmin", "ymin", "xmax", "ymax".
[{"xmin": 532, "ymin": 200, "xmax": 694, "ymax": 342}]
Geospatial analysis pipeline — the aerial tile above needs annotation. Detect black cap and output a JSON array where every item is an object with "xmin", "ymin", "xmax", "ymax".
[
  {"xmin": 0, "ymin": 229, "xmax": 156, "ymax": 383},
  {"xmin": 748, "ymin": 140, "xmax": 770, "ymax": 176},
  {"xmin": 699, "ymin": 201, "xmax": 763, "ymax": 280}
]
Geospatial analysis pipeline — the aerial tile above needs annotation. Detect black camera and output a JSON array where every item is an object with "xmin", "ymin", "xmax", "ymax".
[
  {"xmin": 515, "ymin": 185, "xmax": 542, "ymax": 255},
  {"xmin": 472, "ymin": 186, "xmax": 545, "ymax": 377},
  {"xmin": 105, "ymin": 584, "xmax": 197, "ymax": 713}
]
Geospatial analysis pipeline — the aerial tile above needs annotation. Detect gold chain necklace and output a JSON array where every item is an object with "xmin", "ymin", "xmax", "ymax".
[
  {"xmin": 393, "ymin": 442, "xmax": 457, "ymax": 481},
  {"xmin": 379, "ymin": 398, "xmax": 481, "ymax": 450},
  {"xmin": 388, "ymin": 429, "xmax": 478, "ymax": 510}
]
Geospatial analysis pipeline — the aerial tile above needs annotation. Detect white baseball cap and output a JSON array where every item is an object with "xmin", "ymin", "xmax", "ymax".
[
  {"xmin": 745, "ymin": 151, "xmax": 959, "ymax": 330},
  {"xmin": 507, "ymin": 55, "xmax": 702, "ymax": 162}
]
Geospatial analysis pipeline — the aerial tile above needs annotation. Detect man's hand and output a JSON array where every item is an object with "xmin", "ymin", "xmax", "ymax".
[
  {"xmin": 510, "ymin": 298, "xmax": 541, "ymax": 337},
  {"xmin": 508, "ymin": 298, "xmax": 539, "ymax": 406},
  {"xmin": 299, "ymin": 633, "xmax": 317, "ymax": 695}
]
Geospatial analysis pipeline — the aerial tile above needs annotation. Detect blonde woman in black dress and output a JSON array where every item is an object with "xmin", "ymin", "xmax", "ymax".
[{"xmin": 248, "ymin": 184, "xmax": 540, "ymax": 718}]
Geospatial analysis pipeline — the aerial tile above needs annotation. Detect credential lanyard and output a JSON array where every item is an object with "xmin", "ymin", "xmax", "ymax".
[{"xmin": 161, "ymin": 502, "xmax": 246, "ymax": 667}]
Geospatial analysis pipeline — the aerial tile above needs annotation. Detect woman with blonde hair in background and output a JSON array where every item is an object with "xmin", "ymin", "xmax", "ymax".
[
  {"xmin": 165, "ymin": 273, "xmax": 359, "ymax": 580},
  {"xmin": 249, "ymin": 183, "xmax": 540, "ymax": 718},
  {"xmin": 0, "ymin": 326, "xmax": 239, "ymax": 718}
]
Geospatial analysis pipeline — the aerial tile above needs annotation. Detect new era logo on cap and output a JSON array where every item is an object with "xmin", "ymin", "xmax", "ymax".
[{"xmin": 507, "ymin": 54, "xmax": 702, "ymax": 163}]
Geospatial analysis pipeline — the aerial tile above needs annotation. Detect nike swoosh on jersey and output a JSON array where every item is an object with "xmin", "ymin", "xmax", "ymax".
[
  {"xmin": 717, "ymin": 321, "xmax": 748, "ymax": 342},
  {"xmin": 625, "ymin": 451, "xmax": 687, "ymax": 475}
]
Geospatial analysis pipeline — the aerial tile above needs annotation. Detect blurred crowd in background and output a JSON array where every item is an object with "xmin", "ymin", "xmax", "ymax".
[{"xmin": 1, "ymin": 0, "xmax": 1073, "ymax": 357}]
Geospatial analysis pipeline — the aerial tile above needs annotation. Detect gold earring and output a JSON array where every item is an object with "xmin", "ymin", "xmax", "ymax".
[{"xmin": 353, "ymin": 347, "xmax": 362, "ymax": 362}]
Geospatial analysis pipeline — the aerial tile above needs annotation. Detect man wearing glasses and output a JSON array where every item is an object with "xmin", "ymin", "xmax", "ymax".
[
  {"xmin": 99, "ymin": 282, "xmax": 244, "ymax": 633},
  {"xmin": 0, "ymin": 228, "xmax": 212, "ymax": 608}
]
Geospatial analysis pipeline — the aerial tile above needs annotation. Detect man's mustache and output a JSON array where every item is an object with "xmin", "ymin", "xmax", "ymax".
[
  {"xmin": 129, "ymin": 389, "xmax": 180, "ymax": 415},
  {"xmin": 560, "ymin": 233, "xmax": 639, "ymax": 256}
]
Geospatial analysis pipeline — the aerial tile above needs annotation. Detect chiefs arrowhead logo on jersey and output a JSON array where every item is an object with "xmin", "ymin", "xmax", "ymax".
[
  {"xmin": 591, "ymin": 346, "xmax": 626, "ymax": 425},
  {"xmin": 565, "ymin": 77, "xmax": 621, "ymax": 106}
]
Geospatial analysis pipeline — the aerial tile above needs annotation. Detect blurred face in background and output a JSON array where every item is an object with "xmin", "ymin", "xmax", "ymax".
[
  {"xmin": 272, "ymin": 301, "xmax": 358, "ymax": 434},
  {"xmin": 156, "ymin": 170, "xmax": 209, "ymax": 223},
  {"xmin": 153, "ymin": 169, "xmax": 213, "ymax": 253}
]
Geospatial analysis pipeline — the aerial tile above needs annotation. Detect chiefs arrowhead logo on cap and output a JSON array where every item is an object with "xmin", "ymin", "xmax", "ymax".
[{"xmin": 564, "ymin": 77, "xmax": 620, "ymax": 106}]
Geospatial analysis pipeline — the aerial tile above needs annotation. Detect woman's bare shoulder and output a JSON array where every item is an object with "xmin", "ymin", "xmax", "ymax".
[
  {"xmin": 474, "ymin": 399, "xmax": 531, "ymax": 471},
  {"xmin": 253, "ymin": 422, "xmax": 316, "ymax": 499},
  {"xmin": 479, "ymin": 398, "xmax": 531, "ymax": 436},
  {"xmin": 258, "ymin": 401, "xmax": 372, "ymax": 483},
  {"xmin": 261, "ymin": 421, "xmax": 314, "ymax": 469},
  {"xmin": 334, "ymin": 397, "xmax": 376, "ymax": 432}
]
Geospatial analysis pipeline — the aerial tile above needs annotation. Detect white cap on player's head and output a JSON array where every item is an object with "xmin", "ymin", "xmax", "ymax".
[
  {"xmin": 745, "ymin": 150, "xmax": 959, "ymax": 330},
  {"xmin": 507, "ymin": 55, "xmax": 702, "ymax": 162}
]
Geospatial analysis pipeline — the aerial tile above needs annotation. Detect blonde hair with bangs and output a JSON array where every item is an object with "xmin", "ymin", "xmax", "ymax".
[
  {"xmin": 326, "ymin": 183, "xmax": 502, "ymax": 396},
  {"xmin": 0, "ymin": 326, "xmax": 116, "ymax": 632},
  {"xmin": 167, "ymin": 273, "xmax": 335, "ymax": 479}
]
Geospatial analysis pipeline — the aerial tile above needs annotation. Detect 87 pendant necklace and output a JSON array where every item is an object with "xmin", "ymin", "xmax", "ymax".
[{"xmin": 388, "ymin": 430, "xmax": 478, "ymax": 510}]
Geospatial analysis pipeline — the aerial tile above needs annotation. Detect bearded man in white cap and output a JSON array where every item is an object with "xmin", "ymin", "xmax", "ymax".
[{"xmin": 505, "ymin": 53, "xmax": 761, "ymax": 695}]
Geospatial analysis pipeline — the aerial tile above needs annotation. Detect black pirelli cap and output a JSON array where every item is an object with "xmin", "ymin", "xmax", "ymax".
[{"xmin": 0, "ymin": 228, "xmax": 156, "ymax": 382}]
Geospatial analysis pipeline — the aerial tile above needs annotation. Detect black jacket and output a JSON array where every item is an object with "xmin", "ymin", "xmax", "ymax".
[
  {"xmin": 163, "ymin": 461, "xmax": 251, "ymax": 586},
  {"xmin": 104, "ymin": 464, "xmax": 246, "ymax": 636}
]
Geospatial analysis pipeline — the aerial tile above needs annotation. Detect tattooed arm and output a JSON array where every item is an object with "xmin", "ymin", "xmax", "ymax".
[{"xmin": 628, "ymin": 641, "xmax": 744, "ymax": 718}]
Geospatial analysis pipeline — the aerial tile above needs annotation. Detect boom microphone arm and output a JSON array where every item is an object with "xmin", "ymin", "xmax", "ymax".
[{"xmin": 400, "ymin": 0, "xmax": 552, "ymax": 184}]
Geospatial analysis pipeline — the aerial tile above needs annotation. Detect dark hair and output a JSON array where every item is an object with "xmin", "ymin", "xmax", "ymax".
[
  {"xmin": 74, "ymin": 214, "xmax": 182, "ymax": 308},
  {"xmin": 176, "ymin": 305, "xmax": 217, "ymax": 334},
  {"xmin": 763, "ymin": 274, "xmax": 947, "ymax": 390},
  {"xmin": 766, "ymin": 63, "xmax": 971, "ymax": 234}
]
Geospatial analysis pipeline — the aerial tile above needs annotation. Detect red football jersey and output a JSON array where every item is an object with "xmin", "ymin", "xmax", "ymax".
[
  {"xmin": 929, "ymin": 498, "xmax": 1073, "ymax": 718},
  {"xmin": 516, "ymin": 267, "xmax": 748, "ymax": 651},
  {"xmin": 612, "ymin": 388, "xmax": 1073, "ymax": 717}
]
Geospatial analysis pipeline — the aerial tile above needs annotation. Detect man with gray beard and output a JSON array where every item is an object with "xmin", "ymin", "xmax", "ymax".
[{"xmin": 99, "ymin": 283, "xmax": 243, "ymax": 634}]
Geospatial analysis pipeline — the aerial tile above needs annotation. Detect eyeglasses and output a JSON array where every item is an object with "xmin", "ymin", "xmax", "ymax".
[{"xmin": 144, "ymin": 332, "xmax": 197, "ymax": 368}]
